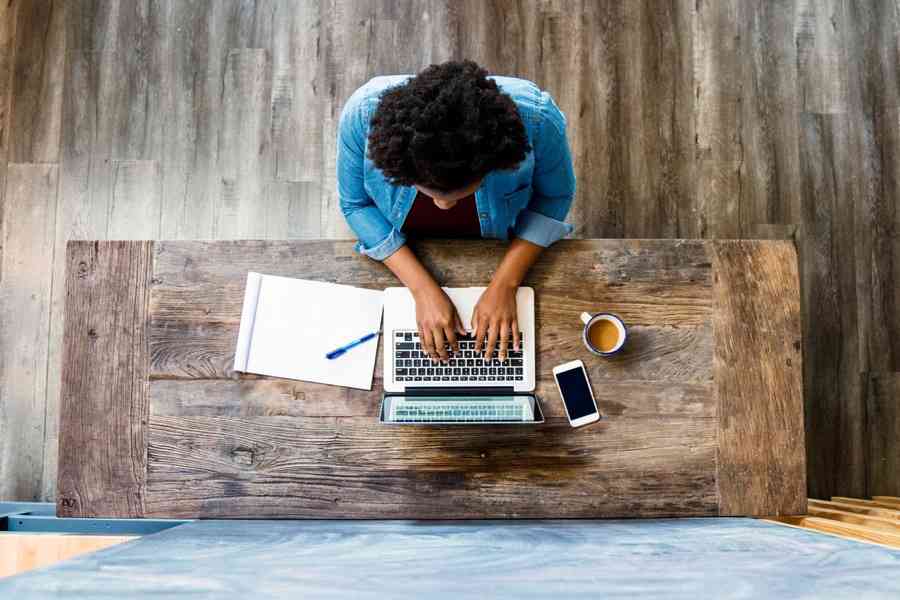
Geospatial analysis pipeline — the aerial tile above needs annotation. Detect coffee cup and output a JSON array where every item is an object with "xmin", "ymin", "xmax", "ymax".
[{"xmin": 580, "ymin": 312, "xmax": 627, "ymax": 356}]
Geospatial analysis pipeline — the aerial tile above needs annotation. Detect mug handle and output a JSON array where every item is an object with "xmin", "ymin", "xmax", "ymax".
[{"xmin": 580, "ymin": 312, "xmax": 593, "ymax": 325}]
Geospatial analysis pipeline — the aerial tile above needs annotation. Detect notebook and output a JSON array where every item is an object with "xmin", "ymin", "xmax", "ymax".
[{"xmin": 233, "ymin": 272, "xmax": 384, "ymax": 390}]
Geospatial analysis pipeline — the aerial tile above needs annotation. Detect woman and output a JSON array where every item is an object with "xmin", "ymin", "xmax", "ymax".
[{"xmin": 337, "ymin": 60, "xmax": 575, "ymax": 364}]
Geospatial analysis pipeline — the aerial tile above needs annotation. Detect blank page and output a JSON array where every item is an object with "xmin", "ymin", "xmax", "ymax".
[{"xmin": 237, "ymin": 273, "xmax": 383, "ymax": 390}]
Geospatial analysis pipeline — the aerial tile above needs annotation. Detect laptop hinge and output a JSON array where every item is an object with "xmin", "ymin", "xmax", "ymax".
[{"xmin": 390, "ymin": 386, "xmax": 515, "ymax": 396}]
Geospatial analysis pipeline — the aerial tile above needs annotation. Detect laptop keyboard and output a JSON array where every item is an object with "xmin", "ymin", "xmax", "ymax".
[
  {"xmin": 393, "ymin": 329, "xmax": 525, "ymax": 383},
  {"xmin": 391, "ymin": 400, "xmax": 532, "ymax": 422}
]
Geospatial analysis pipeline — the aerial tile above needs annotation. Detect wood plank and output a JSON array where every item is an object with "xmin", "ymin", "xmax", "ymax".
[
  {"xmin": 545, "ymin": 1, "xmax": 626, "ymax": 238},
  {"xmin": 710, "ymin": 240, "xmax": 806, "ymax": 516},
  {"xmin": 149, "ymin": 378, "xmax": 714, "ymax": 421},
  {"xmin": 154, "ymin": 1, "xmax": 221, "ymax": 240},
  {"xmin": 868, "ymin": 373, "xmax": 900, "ymax": 496},
  {"xmin": 694, "ymin": 0, "xmax": 741, "ymax": 238},
  {"xmin": 872, "ymin": 496, "xmax": 900, "ymax": 509},
  {"xmin": 0, "ymin": 164, "xmax": 59, "ymax": 502},
  {"xmin": 149, "ymin": 317, "xmax": 712, "ymax": 384},
  {"xmin": 270, "ymin": 0, "xmax": 324, "ymax": 183},
  {"xmin": 619, "ymin": 0, "xmax": 696, "ymax": 238},
  {"xmin": 153, "ymin": 238, "xmax": 714, "ymax": 287},
  {"xmin": 148, "ymin": 239, "xmax": 713, "ymax": 323},
  {"xmin": 0, "ymin": 534, "xmax": 135, "ymax": 579},
  {"xmin": 798, "ymin": 112, "xmax": 865, "ymax": 498},
  {"xmin": 737, "ymin": 0, "xmax": 801, "ymax": 231},
  {"xmin": 808, "ymin": 498, "xmax": 900, "ymax": 520},
  {"xmin": 843, "ymin": 2, "xmax": 900, "ymax": 379},
  {"xmin": 214, "ymin": 48, "xmax": 273, "ymax": 239},
  {"xmin": 144, "ymin": 415, "xmax": 718, "ymax": 519},
  {"xmin": 806, "ymin": 505, "xmax": 900, "ymax": 532},
  {"xmin": 7, "ymin": 0, "xmax": 65, "ymax": 163},
  {"xmin": 832, "ymin": 497, "xmax": 900, "ymax": 511},
  {"xmin": 56, "ymin": 241, "xmax": 153, "ymax": 517},
  {"xmin": 768, "ymin": 516, "xmax": 900, "ymax": 549},
  {"xmin": 795, "ymin": 0, "xmax": 850, "ymax": 114},
  {"xmin": 0, "ymin": 0, "xmax": 16, "ymax": 212}
]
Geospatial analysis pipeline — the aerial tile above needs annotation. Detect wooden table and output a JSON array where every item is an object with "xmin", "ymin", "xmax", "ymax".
[{"xmin": 57, "ymin": 239, "xmax": 806, "ymax": 519}]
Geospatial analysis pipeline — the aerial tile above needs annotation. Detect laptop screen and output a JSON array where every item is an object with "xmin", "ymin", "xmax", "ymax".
[{"xmin": 381, "ymin": 395, "xmax": 540, "ymax": 424}]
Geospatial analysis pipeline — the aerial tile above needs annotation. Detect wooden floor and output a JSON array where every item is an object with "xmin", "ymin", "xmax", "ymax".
[
  {"xmin": 0, "ymin": 0, "xmax": 897, "ymax": 502},
  {"xmin": 768, "ymin": 495, "xmax": 900, "ymax": 548}
]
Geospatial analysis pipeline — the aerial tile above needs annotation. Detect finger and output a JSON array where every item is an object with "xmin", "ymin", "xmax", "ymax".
[
  {"xmin": 433, "ymin": 327, "xmax": 449, "ymax": 362},
  {"xmin": 454, "ymin": 311, "xmax": 466, "ymax": 335},
  {"xmin": 484, "ymin": 321, "xmax": 499, "ymax": 361},
  {"xmin": 445, "ymin": 325, "xmax": 459, "ymax": 355},
  {"xmin": 511, "ymin": 320, "xmax": 521, "ymax": 352},
  {"xmin": 473, "ymin": 313, "xmax": 485, "ymax": 353},
  {"xmin": 419, "ymin": 327, "xmax": 436, "ymax": 361},
  {"xmin": 498, "ymin": 321, "xmax": 510, "ymax": 362}
]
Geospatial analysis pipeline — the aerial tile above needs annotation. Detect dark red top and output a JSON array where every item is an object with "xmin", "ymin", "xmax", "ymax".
[{"xmin": 402, "ymin": 191, "xmax": 481, "ymax": 238}]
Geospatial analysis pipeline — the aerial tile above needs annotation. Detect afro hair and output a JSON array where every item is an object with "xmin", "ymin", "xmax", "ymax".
[{"xmin": 367, "ymin": 60, "xmax": 531, "ymax": 192}]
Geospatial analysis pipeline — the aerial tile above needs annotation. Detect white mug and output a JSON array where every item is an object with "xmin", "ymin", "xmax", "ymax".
[{"xmin": 580, "ymin": 312, "xmax": 627, "ymax": 356}]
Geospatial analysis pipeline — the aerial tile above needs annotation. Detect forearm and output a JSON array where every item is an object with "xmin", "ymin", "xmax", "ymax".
[
  {"xmin": 490, "ymin": 238, "xmax": 544, "ymax": 289},
  {"xmin": 382, "ymin": 245, "xmax": 439, "ymax": 294}
]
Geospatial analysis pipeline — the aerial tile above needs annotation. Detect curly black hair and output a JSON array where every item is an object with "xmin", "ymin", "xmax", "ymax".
[{"xmin": 367, "ymin": 60, "xmax": 531, "ymax": 192}]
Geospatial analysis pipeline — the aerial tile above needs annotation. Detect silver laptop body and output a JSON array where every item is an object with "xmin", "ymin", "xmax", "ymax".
[{"xmin": 380, "ymin": 287, "xmax": 542, "ymax": 425}]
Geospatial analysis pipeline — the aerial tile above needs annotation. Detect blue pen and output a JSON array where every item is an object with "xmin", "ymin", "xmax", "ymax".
[{"xmin": 326, "ymin": 331, "xmax": 380, "ymax": 360}]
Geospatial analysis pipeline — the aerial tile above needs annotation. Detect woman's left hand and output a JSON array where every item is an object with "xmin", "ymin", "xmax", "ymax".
[{"xmin": 472, "ymin": 282, "xmax": 520, "ymax": 361}]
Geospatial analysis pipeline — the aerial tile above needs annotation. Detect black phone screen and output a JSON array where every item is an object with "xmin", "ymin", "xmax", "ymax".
[{"xmin": 555, "ymin": 366, "xmax": 597, "ymax": 420}]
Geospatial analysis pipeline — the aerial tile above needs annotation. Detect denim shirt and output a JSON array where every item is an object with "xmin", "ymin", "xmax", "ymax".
[{"xmin": 337, "ymin": 74, "xmax": 576, "ymax": 261}]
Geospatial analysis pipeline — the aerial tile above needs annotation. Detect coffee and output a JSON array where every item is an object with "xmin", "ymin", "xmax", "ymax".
[{"xmin": 588, "ymin": 319, "xmax": 620, "ymax": 352}]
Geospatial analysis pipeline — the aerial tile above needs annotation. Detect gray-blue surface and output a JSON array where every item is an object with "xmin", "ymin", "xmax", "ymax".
[{"xmin": 2, "ymin": 518, "xmax": 899, "ymax": 599}]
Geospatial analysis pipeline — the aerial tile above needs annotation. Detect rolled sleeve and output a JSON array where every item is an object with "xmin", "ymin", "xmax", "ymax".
[
  {"xmin": 516, "ymin": 90, "xmax": 576, "ymax": 246},
  {"xmin": 513, "ymin": 209, "xmax": 574, "ymax": 247},
  {"xmin": 356, "ymin": 227, "xmax": 407, "ymax": 261}
]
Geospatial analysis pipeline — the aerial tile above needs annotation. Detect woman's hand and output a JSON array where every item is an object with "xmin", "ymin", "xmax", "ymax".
[
  {"xmin": 472, "ymin": 282, "xmax": 520, "ymax": 361},
  {"xmin": 413, "ymin": 282, "xmax": 466, "ymax": 362}
]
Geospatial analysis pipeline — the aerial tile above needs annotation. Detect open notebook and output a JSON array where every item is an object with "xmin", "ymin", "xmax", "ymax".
[{"xmin": 233, "ymin": 273, "xmax": 384, "ymax": 390}]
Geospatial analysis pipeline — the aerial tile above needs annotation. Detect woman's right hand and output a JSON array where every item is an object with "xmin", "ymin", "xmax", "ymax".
[{"xmin": 413, "ymin": 282, "xmax": 466, "ymax": 362}]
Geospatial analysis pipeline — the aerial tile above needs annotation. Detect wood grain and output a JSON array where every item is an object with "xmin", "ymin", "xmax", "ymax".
[
  {"xmin": 100, "ymin": 238, "xmax": 803, "ymax": 519},
  {"xmin": 711, "ymin": 240, "xmax": 806, "ymax": 516},
  {"xmin": 149, "ymin": 379, "xmax": 714, "ymax": 421},
  {"xmin": 806, "ymin": 505, "xmax": 900, "ymax": 532},
  {"xmin": 798, "ymin": 112, "xmax": 866, "ymax": 498},
  {"xmin": 0, "ymin": 0, "xmax": 15, "ymax": 211},
  {"xmin": 867, "ymin": 373, "xmax": 900, "ymax": 496},
  {"xmin": 808, "ymin": 498, "xmax": 900, "ymax": 521},
  {"xmin": 768, "ymin": 516, "xmax": 900, "ymax": 549},
  {"xmin": 56, "ymin": 241, "xmax": 153, "ymax": 517},
  {"xmin": 215, "ymin": 48, "xmax": 273, "ymax": 239},
  {"xmin": 832, "ymin": 497, "xmax": 900, "ymax": 512},
  {"xmin": 7, "ymin": 0, "xmax": 65, "ymax": 163},
  {"xmin": 0, "ymin": 164, "xmax": 59, "ymax": 501},
  {"xmin": 145, "ymin": 414, "xmax": 718, "ymax": 519}
]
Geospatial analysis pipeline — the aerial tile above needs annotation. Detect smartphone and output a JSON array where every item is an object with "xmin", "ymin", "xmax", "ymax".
[{"xmin": 552, "ymin": 360, "xmax": 601, "ymax": 427}]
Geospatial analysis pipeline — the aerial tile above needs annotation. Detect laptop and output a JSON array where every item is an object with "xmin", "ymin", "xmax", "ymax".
[{"xmin": 380, "ymin": 287, "xmax": 544, "ymax": 425}]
